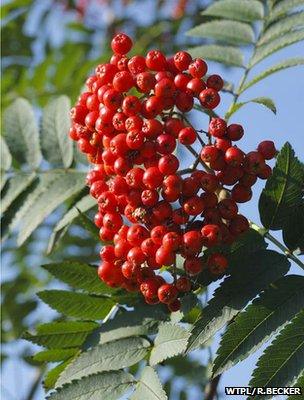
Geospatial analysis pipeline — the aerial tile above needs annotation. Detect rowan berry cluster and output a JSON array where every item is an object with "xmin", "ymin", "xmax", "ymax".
[{"xmin": 69, "ymin": 33, "xmax": 276, "ymax": 312}]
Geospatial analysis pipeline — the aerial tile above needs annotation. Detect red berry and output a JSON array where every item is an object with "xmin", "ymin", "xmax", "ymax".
[
  {"xmin": 188, "ymin": 58, "xmax": 207, "ymax": 78},
  {"xmin": 207, "ymin": 253, "xmax": 228, "ymax": 275},
  {"xmin": 168, "ymin": 299, "xmax": 181, "ymax": 312},
  {"xmin": 111, "ymin": 33, "xmax": 133, "ymax": 55},
  {"xmin": 146, "ymin": 50, "xmax": 167, "ymax": 71},
  {"xmin": 231, "ymin": 184, "xmax": 252, "ymax": 203},
  {"xmin": 178, "ymin": 127, "xmax": 197, "ymax": 145},
  {"xmin": 225, "ymin": 147, "xmax": 245, "ymax": 167},
  {"xmin": 158, "ymin": 284, "xmax": 178, "ymax": 304},
  {"xmin": 206, "ymin": 74, "xmax": 223, "ymax": 91},
  {"xmin": 176, "ymin": 276, "xmax": 191, "ymax": 292},
  {"xmin": 174, "ymin": 51, "xmax": 192, "ymax": 71},
  {"xmin": 155, "ymin": 246, "xmax": 175, "ymax": 266},
  {"xmin": 209, "ymin": 118, "xmax": 227, "ymax": 138},
  {"xmin": 227, "ymin": 124, "xmax": 244, "ymax": 141},
  {"xmin": 257, "ymin": 141, "xmax": 276, "ymax": 160},
  {"xmin": 184, "ymin": 257, "xmax": 202, "ymax": 275}
]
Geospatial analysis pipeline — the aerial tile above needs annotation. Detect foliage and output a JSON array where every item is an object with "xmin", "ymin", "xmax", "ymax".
[{"xmin": 1, "ymin": 1, "xmax": 304, "ymax": 399}]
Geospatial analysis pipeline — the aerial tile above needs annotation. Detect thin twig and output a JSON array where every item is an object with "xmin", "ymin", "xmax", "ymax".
[{"xmin": 205, "ymin": 375, "xmax": 222, "ymax": 400}]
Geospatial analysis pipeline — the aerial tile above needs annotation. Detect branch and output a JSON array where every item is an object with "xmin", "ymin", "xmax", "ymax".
[
  {"xmin": 205, "ymin": 374, "xmax": 221, "ymax": 400},
  {"xmin": 25, "ymin": 366, "xmax": 46, "ymax": 400}
]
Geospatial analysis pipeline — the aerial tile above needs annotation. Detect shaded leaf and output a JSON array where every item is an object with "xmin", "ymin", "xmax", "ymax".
[
  {"xmin": 77, "ymin": 210, "xmax": 100, "ymax": 241},
  {"xmin": 150, "ymin": 323, "xmax": 190, "ymax": 366},
  {"xmin": 249, "ymin": 309, "xmax": 304, "ymax": 397},
  {"xmin": 201, "ymin": 0, "xmax": 264, "ymax": 22},
  {"xmin": 260, "ymin": 12, "xmax": 304, "ymax": 45},
  {"xmin": 213, "ymin": 275, "xmax": 304, "ymax": 376},
  {"xmin": 23, "ymin": 321, "xmax": 98, "ymax": 348},
  {"xmin": 33, "ymin": 348, "xmax": 79, "ymax": 363},
  {"xmin": 0, "ymin": 136, "xmax": 12, "ymax": 171},
  {"xmin": 283, "ymin": 203, "xmax": 304, "ymax": 252},
  {"xmin": 259, "ymin": 142, "xmax": 303, "ymax": 230},
  {"xmin": 187, "ymin": 250, "xmax": 290, "ymax": 352},
  {"xmin": 37, "ymin": 290, "xmax": 115, "ymax": 320},
  {"xmin": 17, "ymin": 170, "xmax": 86, "ymax": 245},
  {"xmin": 44, "ymin": 360, "xmax": 73, "ymax": 390},
  {"xmin": 3, "ymin": 98, "xmax": 42, "ymax": 168},
  {"xmin": 1, "ymin": 172, "xmax": 36, "ymax": 213},
  {"xmin": 187, "ymin": 20, "xmax": 255, "ymax": 45},
  {"xmin": 131, "ymin": 366, "xmax": 167, "ymax": 400},
  {"xmin": 241, "ymin": 58, "xmax": 304, "ymax": 92},
  {"xmin": 54, "ymin": 194, "xmax": 96, "ymax": 232},
  {"xmin": 57, "ymin": 337, "xmax": 150, "ymax": 386},
  {"xmin": 188, "ymin": 45, "xmax": 244, "ymax": 67},
  {"xmin": 42, "ymin": 262, "xmax": 115, "ymax": 295},
  {"xmin": 41, "ymin": 96, "xmax": 73, "ymax": 168},
  {"xmin": 287, "ymin": 375, "xmax": 304, "ymax": 400},
  {"xmin": 47, "ymin": 370, "xmax": 134, "ymax": 400},
  {"xmin": 250, "ymin": 30, "xmax": 304, "ymax": 67}
]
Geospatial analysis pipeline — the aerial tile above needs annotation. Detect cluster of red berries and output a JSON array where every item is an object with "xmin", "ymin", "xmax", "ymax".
[{"xmin": 69, "ymin": 33, "xmax": 276, "ymax": 312}]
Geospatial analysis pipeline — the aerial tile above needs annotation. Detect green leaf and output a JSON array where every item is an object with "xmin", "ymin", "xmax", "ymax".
[
  {"xmin": 57, "ymin": 337, "xmax": 150, "ymax": 387},
  {"xmin": 99, "ymin": 304, "xmax": 167, "ymax": 344},
  {"xmin": 260, "ymin": 12, "xmax": 304, "ymax": 45},
  {"xmin": 287, "ymin": 374, "xmax": 304, "ymax": 400},
  {"xmin": 268, "ymin": 0, "xmax": 304, "ymax": 23},
  {"xmin": 3, "ymin": 98, "xmax": 42, "ymax": 169},
  {"xmin": 259, "ymin": 142, "xmax": 303, "ymax": 230},
  {"xmin": 188, "ymin": 45, "xmax": 244, "ymax": 67},
  {"xmin": 37, "ymin": 290, "xmax": 115, "ymax": 320},
  {"xmin": 241, "ymin": 58, "xmax": 304, "ymax": 92},
  {"xmin": 77, "ymin": 210, "xmax": 100, "ymax": 241},
  {"xmin": 42, "ymin": 262, "xmax": 115, "ymax": 295},
  {"xmin": 283, "ymin": 203, "xmax": 304, "ymax": 251},
  {"xmin": 249, "ymin": 309, "xmax": 304, "ymax": 396},
  {"xmin": 41, "ymin": 96, "xmax": 73, "ymax": 168},
  {"xmin": 33, "ymin": 348, "xmax": 79, "ymax": 363},
  {"xmin": 150, "ymin": 323, "xmax": 190, "ymax": 366},
  {"xmin": 187, "ymin": 250, "xmax": 290, "ymax": 352},
  {"xmin": 213, "ymin": 275, "xmax": 304, "ymax": 376},
  {"xmin": 250, "ymin": 30, "xmax": 304, "ymax": 67},
  {"xmin": 1, "ymin": 172, "xmax": 36, "ymax": 213},
  {"xmin": 131, "ymin": 366, "xmax": 167, "ymax": 400},
  {"xmin": 0, "ymin": 136, "xmax": 12, "ymax": 171},
  {"xmin": 47, "ymin": 370, "xmax": 134, "ymax": 400},
  {"xmin": 201, "ymin": 0, "xmax": 264, "ymax": 22},
  {"xmin": 226, "ymin": 97, "xmax": 276, "ymax": 119},
  {"xmin": 23, "ymin": 321, "xmax": 98, "ymax": 348},
  {"xmin": 54, "ymin": 194, "xmax": 96, "ymax": 232},
  {"xmin": 17, "ymin": 170, "xmax": 86, "ymax": 245},
  {"xmin": 187, "ymin": 20, "xmax": 255, "ymax": 45},
  {"xmin": 44, "ymin": 360, "xmax": 73, "ymax": 390}
]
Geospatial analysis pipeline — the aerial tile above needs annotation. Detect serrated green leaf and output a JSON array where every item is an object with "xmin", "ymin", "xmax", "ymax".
[
  {"xmin": 41, "ymin": 96, "xmax": 73, "ymax": 168},
  {"xmin": 99, "ymin": 304, "xmax": 167, "ymax": 344},
  {"xmin": 3, "ymin": 98, "xmax": 42, "ymax": 169},
  {"xmin": 188, "ymin": 45, "xmax": 244, "ymax": 67},
  {"xmin": 131, "ymin": 366, "xmax": 167, "ymax": 400},
  {"xmin": 201, "ymin": 0, "xmax": 264, "ymax": 22},
  {"xmin": 77, "ymin": 211, "xmax": 100, "ymax": 241},
  {"xmin": 44, "ymin": 360, "xmax": 73, "ymax": 390},
  {"xmin": 187, "ymin": 20, "xmax": 255, "ymax": 45},
  {"xmin": 37, "ymin": 290, "xmax": 115, "ymax": 320},
  {"xmin": 249, "ymin": 309, "xmax": 304, "ymax": 397},
  {"xmin": 54, "ymin": 195, "xmax": 96, "ymax": 232},
  {"xmin": 226, "ymin": 97, "xmax": 276, "ymax": 119},
  {"xmin": 187, "ymin": 250, "xmax": 290, "ymax": 352},
  {"xmin": 213, "ymin": 275, "xmax": 304, "ymax": 376},
  {"xmin": 47, "ymin": 370, "xmax": 134, "ymax": 400},
  {"xmin": 23, "ymin": 321, "xmax": 98, "ymax": 348},
  {"xmin": 287, "ymin": 374, "xmax": 304, "ymax": 399},
  {"xmin": 241, "ymin": 58, "xmax": 304, "ymax": 92},
  {"xmin": 42, "ymin": 262, "xmax": 115, "ymax": 295},
  {"xmin": 33, "ymin": 348, "xmax": 79, "ymax": 363},
  {"xmin": 150, "ymin": 323, "xmax": 190, "ymax": 366},
  {"xmin": 250, "ymin": 30, "xmax": 304, "ymax": 67},
  {"xmin": 283, "ymin": 203, "xmax": 304, "ymax": 251},
  {"xmin": 268, "ymin": 0, "xmax": 304, "ymax": 23},
  {"xmin": 57, "ymin": 337, "xmax": 150, "ymax": 387},
  {"xmin": 1, "ymin": 172, "xmax": 36, "ymax": 213},
  {"xmin": 259, "ymin": 142, "xmax": 303, "ymax": 230},
  {"xmin": 17, "ymin": 170, "xmax": 86, "ymax": 245},
  {"xmin": 0, "ymin": 136, "xmax": 12, "ymax": 171},
  {"xmin": 260, "ymin": 12, "xmax": 304, "ymax": 45}
]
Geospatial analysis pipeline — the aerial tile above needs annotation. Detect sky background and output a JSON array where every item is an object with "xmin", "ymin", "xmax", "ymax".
[{"xmin": 1, "ymin": 1, "xmax": 304, "ymax": 399}]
